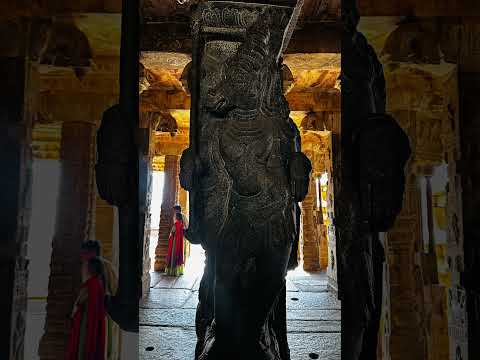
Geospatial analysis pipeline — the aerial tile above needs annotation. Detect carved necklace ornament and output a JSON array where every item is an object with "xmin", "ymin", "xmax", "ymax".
[{"xmin": 179, "ymin": 2, "xmax": 310, "ymax": 359}]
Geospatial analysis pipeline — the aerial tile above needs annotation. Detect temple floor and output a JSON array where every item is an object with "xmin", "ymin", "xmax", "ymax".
[{"xmin": 140, "ymin": 245, "xmax": 341, "ymax": 359}]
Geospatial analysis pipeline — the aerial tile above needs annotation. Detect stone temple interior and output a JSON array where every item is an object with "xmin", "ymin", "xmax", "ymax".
[{"xmin": 2, "ymin": 0, "xmax": 480, "ymax": 360}]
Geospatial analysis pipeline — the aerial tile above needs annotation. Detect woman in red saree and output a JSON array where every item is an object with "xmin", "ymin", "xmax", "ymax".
[
  {"xmin": 165, "ymin": 212, "xmax": 185, "ymax": 276},
  {"xmin": 66, "ymin": 257, "xmax": 107, "ymax": 360}
]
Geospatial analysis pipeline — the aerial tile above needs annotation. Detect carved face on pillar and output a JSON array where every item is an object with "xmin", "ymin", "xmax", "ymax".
[{"xmin": 205, "ymin": 14, "xmax": 273, "ymax": 114}]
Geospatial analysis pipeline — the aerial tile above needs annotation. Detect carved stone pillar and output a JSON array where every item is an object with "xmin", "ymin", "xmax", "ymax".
[
  {"xmin": 94, "ymin": 193, "xmax": 121, "ymax": 360},
  {"xmin": 301, "ymin": 177, "xmax": 321, "ymax": 272},
  {"xmin": 154, "ymin": 155, "xmax": 179, "ymax": 271},
  {"xmin": 386, "ymin": 171, "xmax": 427, "ymax": 360},
  {"xmin": 301, "ymin": 129, "xmax": 333, "ymax": 272},
  {"xmin": 39, "ymin": 120, "xmax": 96, "ymax": 360},
  {"xmin": 95, "ymin": 195, "xmax": 114, "ymax": 260},
  {"xmin": 142, "ymin": 170, "xmax": 153, "ymax": 293},
  {"xmin": 317, "ymin": 177, "xmax": 329, "ymax": 270},
  {"xmin": 459, "ymin": 72, "xmax": 480, "ymax": 360},
  {"xmin": 177, "ymin": 183, "xmax": 190, "ymax": 260},
  {"xmin": 178, "ymin": 185, "xmax": 188, "ymax": 217},
  {"xmin": 326, "ymin": 169, "xmax": 338, "ymax": 291},
  {"xmin": 0, "ymin": 55, "xmax": 32, "ymax": 359},
  {"xmin": 377, "ymin": 232, "xmax": 392, "ymax": 360},
  {"xmin": 140, "ymin": 113, "xmax": 155, "ymax": 298},
  {"xmin": 179, "ymin": 2, "xmax": 306, "ymax": 358},
  {"xmin": 382, "ymin": 57, "xmax": 463, "ymax": 360}
]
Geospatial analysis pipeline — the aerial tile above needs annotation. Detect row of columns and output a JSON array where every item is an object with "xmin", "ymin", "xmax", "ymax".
[
  {"xmin": 32, "ymin": 94, "xmax": 119, "ymax": 360},
  {"xmin": 0, "ymin": 25, "xmax": 121, "ymax": 357},
  {"xmin": 301, "ymin": 129, "xmax": 335, "ymax": 274}
]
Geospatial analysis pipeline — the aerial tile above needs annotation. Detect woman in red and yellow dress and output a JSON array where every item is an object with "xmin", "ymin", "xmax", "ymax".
[
  {"xmin": 165, "ymin": 212, "xmax": 185, "ymax": 276},
  {"xmin": 66, "ymin": 257, "xmax": 107, "ymax": 360}
]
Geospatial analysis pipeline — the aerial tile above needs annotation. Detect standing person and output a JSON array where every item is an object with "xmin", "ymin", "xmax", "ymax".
[
  {"xmin": 173, "ymin": 204, "xmax": 188, "ymax": 231},
  {"xmin": 80, "ymin": 240, "xmax": 119, "ymax": 360},
  {"xmin": 165, "ymin": 212, "xmax": 185, "ymax": 276},
  {"xmin": 66, "ymin": 257, "xmax": 107, "ymax": 360},
  {"xmin": 173, "ymin": 204, "xmax": 191, "ymax": 260},
  {"xmin": 80, "ymin": 241, "xmax": 117, "ymax": 298}
]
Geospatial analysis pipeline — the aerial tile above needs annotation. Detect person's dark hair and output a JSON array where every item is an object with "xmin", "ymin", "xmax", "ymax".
[
  {"xmin": 173, "ymin": 204, "xmax": 182, "ymax": 211},
  {"xmin": 81, "ymin": 240, "xmax": 101, "ymax": 256},
  {"xmin": 88, "ymin": 256, "xmax": 106, "ymax": 290},
  {"xmin": 175, "ymin": 212, "xmax": 183, "ymax": 221}
]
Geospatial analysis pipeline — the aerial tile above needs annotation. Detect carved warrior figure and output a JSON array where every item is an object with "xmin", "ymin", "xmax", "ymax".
[
  {"xmin": 180, "ymin": 3, "xmax": 311, "ymax": 359},
  {"xmin": 339, "ymin": 0, "xmax": 411, "ymax": 359}
]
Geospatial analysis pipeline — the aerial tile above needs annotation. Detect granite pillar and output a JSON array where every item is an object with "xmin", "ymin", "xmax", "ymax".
[{"xmin": 39, "ymin": 120, "xmax": 96, "ymax": 360}]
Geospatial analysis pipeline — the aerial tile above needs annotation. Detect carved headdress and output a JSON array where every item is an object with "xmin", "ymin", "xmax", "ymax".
[{"xmin": 212, "ymin": 10, "xmax": 289, "ymax": 118}]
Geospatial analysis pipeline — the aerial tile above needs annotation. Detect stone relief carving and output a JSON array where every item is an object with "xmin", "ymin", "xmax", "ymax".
[
  {"xmin": 179, "ymin": 2, "xmax": 310, "ymax": 359},
  {"xmin": 201, "ymin": 6, "xmax": 259, "ymax": 28}
]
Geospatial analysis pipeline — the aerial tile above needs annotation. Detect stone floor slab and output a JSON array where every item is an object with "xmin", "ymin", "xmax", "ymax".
[
  {"xmin": 182, "ymin": 292, "xmax": 200, "ymax": 309},
  {"xmin": 151, "ymin": 273, "xmax": 178, "ymax": 289},
  {"xmin": 140, "ymin": 326, "xmax": 196, "ymax": 359},
  {"xmin": 140, "ymin": 308, "xmax": 196, "ymax": 328},
  {"xmin": 287, "ymin": 291, "xmax": 341, "ymax": 310},
  {"xmin": 171, "ymin": 273, "xmax": 200, "ymax": 290},
  {"xmin": 288, "ymin": 332, "xmax": 341, "ymax": 355},
  {"xmin": 141, "ymin": 269, "xmax": 341, "ymax": 359},
  {"xmin": 141, "ymin": 288, "xmax": 194, "ymax": 309},
  {"xmin": 288, "ymin": 319, "xmax": 341, "ymax": 333},
  {"xmin": 286, "ymin": 278, "xmax": 299, "ymax": 292},
  {"xmin": 291, "ymin": 350, "xmax": 340, "ymax": 360},
  {"xmin": 287, "ymin": 309, "xmax": 341, "ymax": 322}
]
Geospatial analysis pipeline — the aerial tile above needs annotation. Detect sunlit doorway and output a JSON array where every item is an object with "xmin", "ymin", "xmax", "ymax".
[{"xmin": 148, "ymin": 168, "xmax": 205, "ymax": 278}]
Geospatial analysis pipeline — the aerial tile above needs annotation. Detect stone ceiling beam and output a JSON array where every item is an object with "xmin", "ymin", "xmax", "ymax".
[
  {"xmin": 140, "ymin": 0, "xmax": 340, "ymax": 24},
  {"xmin": 141, "ymin": 21, "xmax": 341, "ymax": 53},
  {"xmin": 1, "ymin": 0, "xmax": 121, "ymax": 18},
  {"xmin": 287, "ymin": 88, "xmax": 340, "ymax": 111},
  {"xmin": 38, "ymin": 92, "xmax": 118, "ymax": 124},
  {"xmin": 358, "ymin": 0, "xmax": 480, "ymax": 16},
  {"xmin": 140, "ymin": 87, "xmax": 340, "ymax": 112}
]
